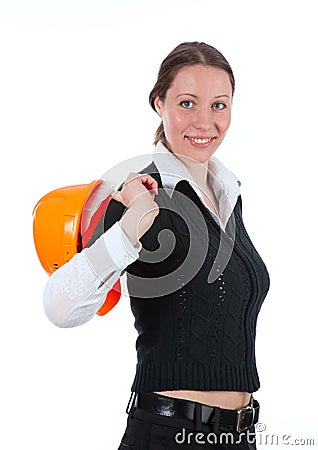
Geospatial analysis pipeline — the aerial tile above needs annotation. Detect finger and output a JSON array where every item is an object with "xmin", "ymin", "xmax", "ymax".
[
  {"xmin": 141, "ymin": 175, "xmax": 158, "ymax": 195},
  {"xmin": 149, "ymin": 180, "xmax": 158, "ymax": 196},
  {"xmin": 126, "ymin": 173, "xmax": 158, "ymax": 196},
  {"xmin": 111, "ymin": 190, "xmax": 124, "ymax": 204}
]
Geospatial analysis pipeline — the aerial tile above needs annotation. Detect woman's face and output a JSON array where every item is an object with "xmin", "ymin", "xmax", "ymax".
[{"xmin": 154, "ymin": 65, "xmax": 232, "ymax": 164}]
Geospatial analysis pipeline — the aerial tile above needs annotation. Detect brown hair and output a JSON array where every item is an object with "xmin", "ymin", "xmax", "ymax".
[{"xmin": 149, "ymin": 41, "xmax": 235, "ymax": 146}]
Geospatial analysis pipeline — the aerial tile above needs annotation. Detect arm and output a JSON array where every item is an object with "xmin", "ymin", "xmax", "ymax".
[{"xmin": 43, "ymin": 172, "xmax": 159, "ymax": 328}]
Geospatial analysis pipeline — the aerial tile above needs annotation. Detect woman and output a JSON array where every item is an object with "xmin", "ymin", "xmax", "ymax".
[{"xmin": 43, "ymin": 42, "xmax": 270, "ymax": 449}]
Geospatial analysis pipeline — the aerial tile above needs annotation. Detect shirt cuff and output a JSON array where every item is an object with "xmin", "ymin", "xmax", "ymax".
[
  {"xmin": 103, "ymin": 221, "xmax": 142, "ymax": 269},
  {"xmin": 83, "ymin": 221, "xmax": 142, "ymax": 281}
]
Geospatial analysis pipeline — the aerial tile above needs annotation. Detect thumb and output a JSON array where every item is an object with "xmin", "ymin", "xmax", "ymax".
[{"xmin": 111, "ymin": 190, "xmax": 125, "ymax": 205}]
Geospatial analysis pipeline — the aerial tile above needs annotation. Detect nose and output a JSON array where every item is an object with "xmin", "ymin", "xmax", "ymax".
[{"xmin": 193, "ymin": 107, "xmax": 212, "ymax": 131}]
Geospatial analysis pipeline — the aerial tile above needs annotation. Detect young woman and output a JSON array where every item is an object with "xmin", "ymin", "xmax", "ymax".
[{"xmin": 43, "ymin": 42, "xmax": 270, "ymax": 449}]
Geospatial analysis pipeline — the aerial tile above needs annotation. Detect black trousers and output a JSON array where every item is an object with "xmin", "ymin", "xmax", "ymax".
[{"xmin": 118, "ymin": 394, "xmax": 257, "ymax": 449}]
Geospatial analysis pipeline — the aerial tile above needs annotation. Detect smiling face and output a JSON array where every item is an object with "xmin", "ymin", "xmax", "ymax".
[{"xmin": 154, "ymin": 65, "xmax": 232, "ymax": 164}]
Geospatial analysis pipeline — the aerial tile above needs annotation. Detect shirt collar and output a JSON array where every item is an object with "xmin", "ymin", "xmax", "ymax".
[{"xmin": 153, "ymin": 140, "xmax": 241, "ymax": 229}]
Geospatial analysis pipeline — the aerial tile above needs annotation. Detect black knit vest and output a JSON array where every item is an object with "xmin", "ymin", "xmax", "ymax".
[{"xmin": 102, "ymin": 162, "xmax": 270, "ymax": 394}]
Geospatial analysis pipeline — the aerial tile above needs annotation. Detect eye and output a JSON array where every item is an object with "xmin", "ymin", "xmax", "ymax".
[
  {"xmin": 180, "ymin": 100, "xmax": 194, "ymax": 109},
  {"xmin": 212, "ymin": 102, "xmax": 226, "ymax": 111}
]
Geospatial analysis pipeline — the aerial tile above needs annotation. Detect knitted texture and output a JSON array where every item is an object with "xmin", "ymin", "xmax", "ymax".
[{"xmin": 103, "ymin": 163, "xmax": 270, "ymax": 393}]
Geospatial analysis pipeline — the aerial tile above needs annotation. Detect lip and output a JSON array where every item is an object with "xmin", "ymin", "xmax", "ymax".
[{"xmin": 185, "ymin": 136, "xmax": 216, "ymax": 148}]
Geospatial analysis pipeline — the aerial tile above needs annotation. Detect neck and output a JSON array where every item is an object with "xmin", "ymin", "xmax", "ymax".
[{"xmin": 176, "ymin": 155, "xmax": 209, "ymax": 190}]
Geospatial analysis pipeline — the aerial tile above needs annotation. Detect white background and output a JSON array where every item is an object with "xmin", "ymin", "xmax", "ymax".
[{"xmin": 1, "ymin": 0, "xmax": 317, "ymax": 448}]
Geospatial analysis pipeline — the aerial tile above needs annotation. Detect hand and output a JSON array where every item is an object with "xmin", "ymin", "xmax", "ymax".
[
  {"xmin": 112, "ymin": 172, "xmax": 158, "ymax": 208},
  {"xmin": 112, "ymin": 173, "xmax": 159, "ymax": 246}
]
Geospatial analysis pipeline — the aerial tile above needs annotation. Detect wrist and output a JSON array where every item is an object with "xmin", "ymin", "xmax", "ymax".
[{"xmin": 119, "ymin": 201, "xmax": 158, "ymax": 245}]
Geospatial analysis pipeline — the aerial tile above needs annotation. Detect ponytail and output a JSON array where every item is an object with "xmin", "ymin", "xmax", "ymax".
[{"xmin": 153, "ymin": 121, "xmax": 166, "ymax": 146}]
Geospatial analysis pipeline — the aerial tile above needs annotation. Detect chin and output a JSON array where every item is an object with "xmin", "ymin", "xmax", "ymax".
[
  {"xmin": 184, "ymin": 143, "xmax": 219, "ymax": 162},
  {"xmin": 189, "ymin": 150, "xmax": 217, "ymax": 164}
]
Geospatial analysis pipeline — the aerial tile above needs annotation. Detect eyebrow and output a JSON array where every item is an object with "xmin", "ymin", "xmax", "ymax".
[
  {"xmin": 214, "ymin": 94, "xmax": 231, "ymax": 99},
  {"xmin": 176, "ymin": 93, "xmax": 230, "ymax": 99},
  {"xmin": 176, "ymin": 93, "xmax": 198, "ymax": 99}
]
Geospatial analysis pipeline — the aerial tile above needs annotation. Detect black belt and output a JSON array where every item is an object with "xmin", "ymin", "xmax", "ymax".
[{"xmin": 127, "ymin": 392, "xmax": 259, "ymax": 433}]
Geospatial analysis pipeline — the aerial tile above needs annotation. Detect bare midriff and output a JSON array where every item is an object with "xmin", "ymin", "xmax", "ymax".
[{"xmin": 154, "ymin": 390, "xmax": 251, "ymax": 410}]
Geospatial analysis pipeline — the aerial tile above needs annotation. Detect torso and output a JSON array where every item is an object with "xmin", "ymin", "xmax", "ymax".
[
  {"xmin": 155, "ymin": 185, "xmax": 250, "ymax": 411},
  {"xmin": 154, "ymin": 178, "xmax": 251, "ymax": 411}
]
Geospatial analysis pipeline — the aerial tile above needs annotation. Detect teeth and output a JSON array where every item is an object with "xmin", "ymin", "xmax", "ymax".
[{"xmin": 190, "ymin": 137, "xmax": 211, "ymax": 144}]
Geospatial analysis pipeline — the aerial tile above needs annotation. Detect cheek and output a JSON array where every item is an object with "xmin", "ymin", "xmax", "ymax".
[
  {"xmin": 164, "ymin": 111, "xmax": 187, "ymax": 134},
  {"xmin": 218, "ymin": 113, "xmax": 231, "ymax": 134},
  {"xmin": 174, "ymin": 113, "xmax": 188, "ymax": 130}
]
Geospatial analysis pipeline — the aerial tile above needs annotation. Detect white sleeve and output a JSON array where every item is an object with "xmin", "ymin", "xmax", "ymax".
[{"xmin": 43, "ymin": 221, "xmax": 142, "ymax": 328}]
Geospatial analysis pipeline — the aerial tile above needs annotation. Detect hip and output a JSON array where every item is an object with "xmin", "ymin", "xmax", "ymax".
[
  {"xmin": 119, "ymin": 391, "xmax": 259, "ymax": 449},
  {"xmin": 154, "ymin": 389, "xmax": 252, "ymax": 410}
]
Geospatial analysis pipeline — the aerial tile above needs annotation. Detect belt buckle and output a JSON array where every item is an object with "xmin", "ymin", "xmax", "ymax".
[{"xmin": 236, "ymin": 405, "xmax": 255, "ymax": 433}]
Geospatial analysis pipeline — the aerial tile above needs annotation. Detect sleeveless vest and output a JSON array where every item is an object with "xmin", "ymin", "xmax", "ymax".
[{"xmin": 103, "ymin": 162, "xmax": 270, "ymax": 393}]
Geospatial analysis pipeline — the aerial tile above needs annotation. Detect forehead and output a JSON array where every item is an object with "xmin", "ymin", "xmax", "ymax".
[{"xmin": 169, "ymin": 64, "xmax": 232, "ymax": 96}]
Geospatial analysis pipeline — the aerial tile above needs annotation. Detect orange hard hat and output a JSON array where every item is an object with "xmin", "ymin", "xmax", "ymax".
[{"xmin": 32, "ymin": 181, "xmax": 121, "ymax": 316}]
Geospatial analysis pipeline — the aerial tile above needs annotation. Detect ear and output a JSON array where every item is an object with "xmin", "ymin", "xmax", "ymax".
[{"xmin": 153, "ymin": 97, "xmax": 163, "ymax": 117}]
